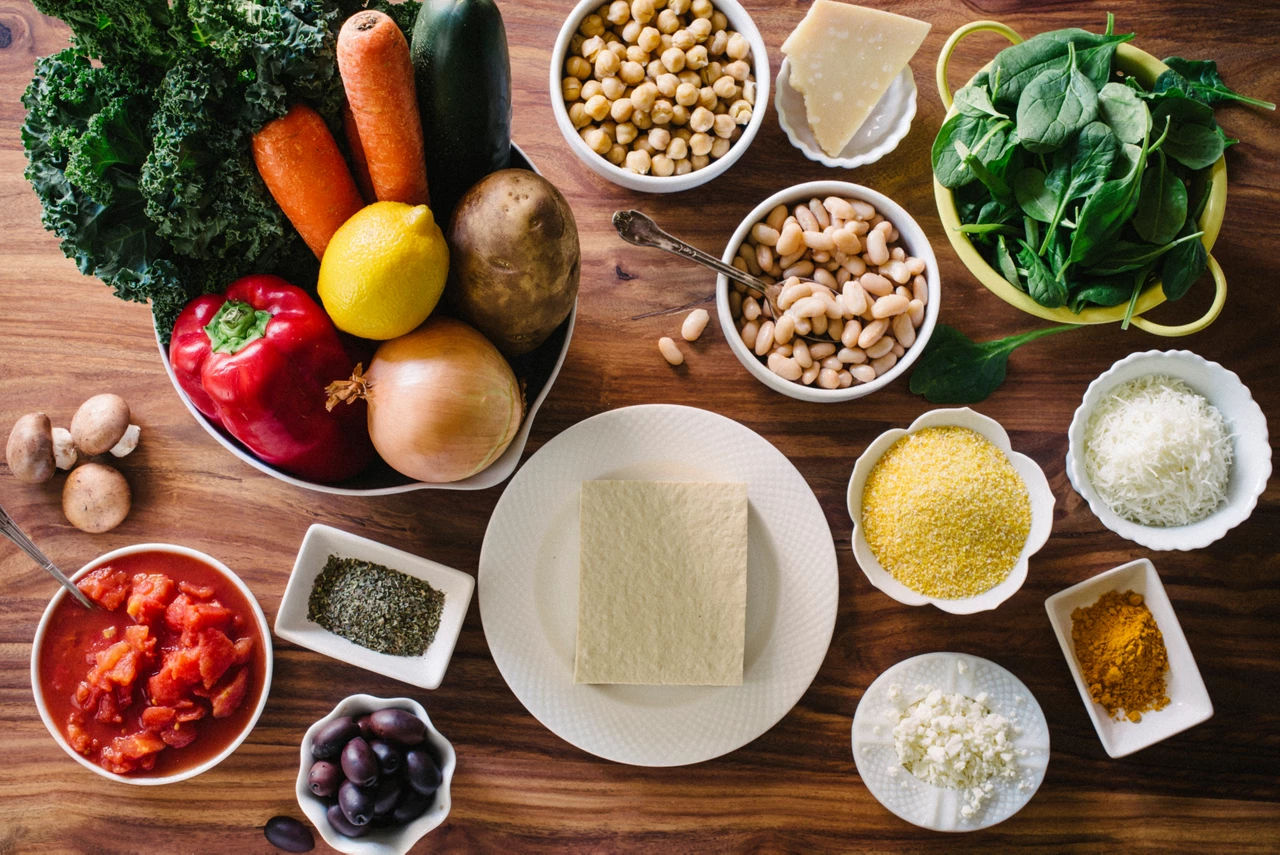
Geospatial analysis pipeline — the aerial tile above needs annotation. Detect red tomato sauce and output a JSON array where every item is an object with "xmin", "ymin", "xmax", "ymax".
[{"xmin": 38, "ymin": 550, "xmax": 267, "ymax": 777}]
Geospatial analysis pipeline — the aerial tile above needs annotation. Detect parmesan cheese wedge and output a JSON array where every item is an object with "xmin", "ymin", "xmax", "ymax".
[{"xmin": 781, "ymin": 1, "xmax": 931, "ymax": 157}]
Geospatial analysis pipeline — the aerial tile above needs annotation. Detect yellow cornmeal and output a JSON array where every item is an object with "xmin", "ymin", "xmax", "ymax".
[{"xmin": 861, "ymin": 426, "xmax": 1030, "ymax": 599}]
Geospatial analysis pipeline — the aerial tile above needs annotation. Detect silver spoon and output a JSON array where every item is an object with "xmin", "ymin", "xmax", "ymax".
[
  {"xmin": 612, "ymin": 210, "xmax": 837, "ymax": 342},
  {"xmin": 0, "ymin": 504, "xmax": 96, "ymax": 609}
]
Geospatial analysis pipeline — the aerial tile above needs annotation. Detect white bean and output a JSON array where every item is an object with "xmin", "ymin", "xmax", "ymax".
[
  {"xmin": 801, "ymin": 363, "xmax": 821, "ymax": 385},
  {"xmin": 892, "ymin": 312, "xmax": 916, "ymax": 348},
  {"xmin": 858, "ymin": 318, "xmax": 889, "ymax": 349},
  {"xmin": 871, "ymin": 352, "xmax": 898, "ymax": 376},
  {"xmin": 792, "ymin": 338, "xmax": 813, "ymax": 368},
  {"xmin": 871, "ymin": 294, "xmax": 910, "ymax": 319},
  {"xmin": 838, "ymin": 347, "xmax": 867, "ymax": 364},
  {"xmin": 773, "ymin": 313, "xmax": 795, "ymax": 344},
  {"xmin": 742, "ymin": 296, "xmax": 761, "ymax": 321},
  {"xmin": 682, "ymin": 308, "xmax": 710, "ymax": 341},
  {"xmin": 777, "ymin": 279, "xmax": 812, "ymax": 310},
  {"xmin": 817, "ymin": 368, "xmax": 841, "ymax": 389},
  {"xmin": 850, "ymin": 364, "xmax": 877, "ymax": 384},
  {"xmin": 860, "ymin": 272, "xmax": 894, "ymax": 297},
  {"xmin": 808, "ymin": 341, "xmax": 836, "ymax": 360},
  {"xmin": 658, "ymin": 336, "xmax": 683, "ymax": 365},
  {"xmin": 841, "ymin": 282, "xmax": 868, "ymax": 317},
  {"xmin": 864, "ymin": 227, "xmax": 889, "ymax": 266},
  {"xmin": 767, "ymin": 352, "xmax": 803, "ymax": 381},
  {"xmin": 754, "ymin": 320, "xmax": 775, "ymax": 355},
  {"xmin": 865, "ymin": 335, "xmax": 895, "ymax": 359}
]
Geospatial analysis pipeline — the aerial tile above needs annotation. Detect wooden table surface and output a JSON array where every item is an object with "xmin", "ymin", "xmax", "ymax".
[{"xmin": 2, "ymin": 1, "xmax": 1277, "ymax": 852}]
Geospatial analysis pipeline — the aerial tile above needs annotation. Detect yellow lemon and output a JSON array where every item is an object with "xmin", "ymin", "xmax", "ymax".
[{"xmin": 318, "ymin": 202, "xmax": 449, "ymax": 340}]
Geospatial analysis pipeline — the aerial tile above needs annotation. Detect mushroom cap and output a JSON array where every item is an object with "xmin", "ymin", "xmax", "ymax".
[
  {"xmin": 6, "ymin": 412, "xmax": 55, "ymax": 483},
  {"xmin": 70, "ymin": 394, "xmax": 131, "ymax": 456}
]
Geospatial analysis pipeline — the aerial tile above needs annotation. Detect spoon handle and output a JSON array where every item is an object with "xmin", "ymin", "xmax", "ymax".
[
  {"xmin": 0, "ymin": 505, "xmax": 96, "ymax": 610},
  {"xmin": 612, "ymin": 210, "xmax": 771, "ymax": 296}
]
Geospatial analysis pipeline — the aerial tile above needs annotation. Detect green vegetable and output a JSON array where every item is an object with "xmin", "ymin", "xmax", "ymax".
[
  {"xmin": 1156, "ymin": 58, "xmax": 1277, "ymax": 110},
  {"xmin": 21, "ymin": 0, "xmax": 419, "ymax": 341},
  {"xmin": 933, "ymin": 17, "xmax": 1269, "ymax": 316},
  {"xmin": 411, "ymin": 0, "xmax": 513, "ymax": 224},
  {"xmin": 909, "ymin": 324, "xmax": 1077, "ymax": 404}
]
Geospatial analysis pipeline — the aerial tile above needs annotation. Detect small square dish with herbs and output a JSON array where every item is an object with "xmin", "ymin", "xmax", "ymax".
[{"xmin": 276, "ymin": 524, "xmax": 475, "ymax": 690}]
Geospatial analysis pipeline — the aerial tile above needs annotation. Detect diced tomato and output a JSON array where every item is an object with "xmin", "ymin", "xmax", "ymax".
[
  {"xmin": 178, "ymin": 580, "xmax": 215, "ymax": 600},
  {"xmin": 126, "ymin": 573, "xmax": 176, "ymax": 626},
  {"xmin": 232, "ymin": 636, "xmax": 254, "ymax": 666},
  {"xmin": 173, "ymin": 699, "xmax": 206, "ymax": 723},
  {"xmin": 164, "ymin": 593, "xmax": 233, "ymax": 634},
  {"xmin": 141, "ymin": 706, "xmax": 176, "ymax": 731},
  {"xmin": 210, "ymin": 667, "xmax": 249, "ymax": 719},
  {"xmin": 76, "ymin": 567, "xmax": 129, "ymax": 611},
  {"xmin": 66, "ymin": 712, "xmax": 92, "ymax": 754},
  {"xmin": 95, "ymin": 690, "xmax": 121, "ymax": 725},
  {"xmin": 194, "ymin": 629, "xmax": 236, "ymax": 689},
  {"xmin": 160, "ymin": 723, "xmax": 198, "ymax": 749},
  {"xmin": 99, "ymin": 731, "xmax": 165, "ymax": 774}
]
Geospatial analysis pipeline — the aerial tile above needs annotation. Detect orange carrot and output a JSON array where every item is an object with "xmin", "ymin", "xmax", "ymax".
[
  {"xmin": 341, "ymin": 100, "xmax": 376, "ymax": 203},
  {"xmin": 252, "ymin": 103, "xmax": 365, "ymax": 259},
  {"xmin": 337, "ymin": 11, "xmax": 430, "ymax": 206}
]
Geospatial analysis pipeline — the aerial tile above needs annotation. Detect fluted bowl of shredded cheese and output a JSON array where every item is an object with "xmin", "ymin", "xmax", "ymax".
[
  {"xmin": 846, "ymin": 408, "xmax": 1055, "ymax": 614},
  {"xmin": 1067, "ymin": 350, "xmax": 1271, "ymax": 551}
]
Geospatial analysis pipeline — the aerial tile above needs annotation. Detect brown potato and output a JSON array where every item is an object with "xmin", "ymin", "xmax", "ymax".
[
  {"xmin": 62, "ymin": 462, "xmax": 131, "ymax": 533},
  {"xmin": 6, "ymin": 413, "xmax": 55, "ymax": 483},
  {"xmin": 447, "ymin": 170, "xmax": 580, "ymax": 356}
]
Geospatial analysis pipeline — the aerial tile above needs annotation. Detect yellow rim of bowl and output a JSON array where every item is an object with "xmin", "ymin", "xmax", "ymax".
[{"xmin": 933, "ymin": 21, "xmax": 1228, "ymax": 336}]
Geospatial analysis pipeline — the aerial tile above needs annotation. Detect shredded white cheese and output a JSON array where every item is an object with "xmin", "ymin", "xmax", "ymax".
[
  {"xmin": 892, "ymin": 689, "xmax": 1019, "ymax": 818},
  {"xmin": 1083, "ymin": 374, "xmax": 1233, "ymax": 527}
]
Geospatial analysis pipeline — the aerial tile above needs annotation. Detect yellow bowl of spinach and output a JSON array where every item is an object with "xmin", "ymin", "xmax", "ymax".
[{"xmin": 929, "ymin": 18, "xmax": 1271, "ymax": 336}]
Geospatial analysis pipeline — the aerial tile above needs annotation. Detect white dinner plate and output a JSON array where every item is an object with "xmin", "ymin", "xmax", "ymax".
[
  {"xmin": 852, "ymin": 652, "xmax": 1049, "ymax": 832},
  {"xmin": 478, "ymin": 404, "xmax": 839, "ymax": 766}
]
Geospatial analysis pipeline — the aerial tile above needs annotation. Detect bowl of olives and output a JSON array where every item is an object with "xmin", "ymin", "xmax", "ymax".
[{"xmin": 296, "ymin": 694, "xmax": 454, "ymax": 854}]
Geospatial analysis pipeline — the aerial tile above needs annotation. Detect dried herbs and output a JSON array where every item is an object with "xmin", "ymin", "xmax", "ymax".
[{"xmin": 308, "ymin": 555, "xmax": 444, "ymax": 656}]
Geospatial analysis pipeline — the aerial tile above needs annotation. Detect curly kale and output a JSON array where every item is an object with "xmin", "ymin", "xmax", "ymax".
[{"xmin": 23, "ymin": 0, "xmax": 419, "ymax": 340}]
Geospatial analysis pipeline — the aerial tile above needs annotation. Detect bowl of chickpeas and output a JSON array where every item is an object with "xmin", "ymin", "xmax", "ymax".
[
  {"xmin": 717, "ymin": 181, "xmax": 941, "ymax": 402},
  {"xmin": 551, "ymin": 0, "xmax": 769, "ymax": 192}
]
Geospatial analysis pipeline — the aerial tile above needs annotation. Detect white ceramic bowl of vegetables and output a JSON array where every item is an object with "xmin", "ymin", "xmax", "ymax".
[{"xmin": 1066, "ymin": 349, "xmax": 1270, "ymax": 551}]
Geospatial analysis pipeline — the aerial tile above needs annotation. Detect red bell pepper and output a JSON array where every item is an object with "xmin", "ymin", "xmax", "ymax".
[{"xmin": 169, "ymin": 274, "xmax": 373, "ymax": 483}]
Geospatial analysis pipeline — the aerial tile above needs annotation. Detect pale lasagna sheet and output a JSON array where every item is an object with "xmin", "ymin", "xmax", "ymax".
[{"xmin": 575, "ymin": 480, "xmax": 748, "ymax": 686}]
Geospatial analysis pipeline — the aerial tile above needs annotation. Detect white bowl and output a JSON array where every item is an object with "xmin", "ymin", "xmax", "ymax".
[
  {"xmin": 846, "ymin": 408, "xmax": 1055, "ymax": 614},
  {"xmin": 31, "ymin": 543, "xmax": 273, "ymax": 785},
  {"xmin": 296, "ymin": 694, "xmax": 455, "ymax": 855},
  {"xmin": 716, "ymin": 181, "xmax": 940, "ymax": 402},
  {"xmin": 275, "ymin": 525, "xmax": 474, "ymax": 690},
  {"xmin": 775, "ymin": 59, "xmax": 917, "ymax": 169},
  {"xmin": 1044, "ymin": 558, "xmax": 1213, "ymax": 758},
  {"xmin": 549, "ymin": 0, "xmax": 770, "ymax": 193},
  {"xmin": 155, "ymin": 145, "xmax": 575, "ymax": 495},
  {"xmin": 1066, "ymin": 349, "xmax": 1271, "ymax": 550}
]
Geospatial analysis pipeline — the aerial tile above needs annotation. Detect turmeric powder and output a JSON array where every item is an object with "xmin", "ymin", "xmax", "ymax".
[{"xmin": 1070, "ymin": 590, "xmax": 1170, "ymax": 722}]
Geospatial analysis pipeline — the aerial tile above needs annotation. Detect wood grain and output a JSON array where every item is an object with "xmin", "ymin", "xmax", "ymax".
[{"xmin": 1, "ymin": 1, "xmax": 1278, "ymax": 852}]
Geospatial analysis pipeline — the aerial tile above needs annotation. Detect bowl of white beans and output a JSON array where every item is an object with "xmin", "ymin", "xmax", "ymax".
[
  {"xmin": 716, "ymin": 181, "xmax": 941, "ymax": 402},
  {"xmin": 550, "ymin": 0, "xmax": 769, "ymax": 193}
]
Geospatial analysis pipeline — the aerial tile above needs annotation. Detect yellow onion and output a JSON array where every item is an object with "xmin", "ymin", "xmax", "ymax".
[{"xmin": 328, "ymin": 317, "xmax": 523, "ymax": 482}]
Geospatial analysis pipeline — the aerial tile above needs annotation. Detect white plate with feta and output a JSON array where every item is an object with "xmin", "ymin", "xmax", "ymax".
[
  {"xmin": 478, "ymin": 404, "xmax": 839, "ymax": 766},
  {"xmin": 852, "ymin": 652, "xmax": 1049, "ymax": 831}
]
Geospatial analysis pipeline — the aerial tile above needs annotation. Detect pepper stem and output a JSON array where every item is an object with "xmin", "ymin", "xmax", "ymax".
[
  {"xmin": 204, "ymin": 300, "xmax": 271, "ymax": 354},
  {"xmin": 325, "ymin": 364, "xmax": 371, "ymax": 411}
]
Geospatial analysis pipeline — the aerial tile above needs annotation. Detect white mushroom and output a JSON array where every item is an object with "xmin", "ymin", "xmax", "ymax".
[
  {"xmin": 52, "ymin": 427, "xmax": 78, "ymax": 470},
  {"xmin": 5, "ymin": 413, "xmax": 55, "ymax": 483},
  {"xmin": 70, "ymin": 393, "xmax": 131, "ymax": 456}
]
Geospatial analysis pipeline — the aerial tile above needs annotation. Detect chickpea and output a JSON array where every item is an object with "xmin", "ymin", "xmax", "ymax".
[
  {"xmin": 656, "ymin": 8, "xmax": 680, "ymax": 33},
  {"xmin": 619, "ymin": 60, "xmax": 647, "ymax": 85},
  {"xmin": 669, "ymin": 104, "xmax": 689, "ymax": 126},
  {"xmin": 630, "ymin": 0, "xmax": 655, "ymax": 24},
  {"xmin": 728, "ymin": 99, "xmax": 752, "ymax": 124},
  {"xmin": 615, "ymin": 121, "xmax": 639, "ymax": 145},
  {"xmin": 691, "ymin": 0, "xmax": 713, "ymax": 19},
  {"xmin": 607, "ymin": 0, "xmax": 630, "ymax": 25},
  {"xmin": 712, "ymin": 112, "xmax": 736, "ymax": 139},
  {"xmin": 712, "ymin": 74, "xmax": 738, "ymax": 100},
  {"xmin": 685, "ymin": 44, "xmax": 709, "ymax": 70},
  {"xmin": 688, "ymin": 16, "xmax": 712, "ymax": 41},
  {"xmin": 708, "ymin": 30, "xmax": 728, "ymax": 56},
  {"xmin": 626, "ymin": 148, "xmax": 653, "ymax": 174},
  {"xmin": 562, "ymin": 77, "xmax": 582, "ymax": 101},
  {"xmin": 632, "ymin": 109, "xmax": 654, "ymax": 130},
  {"xmin": 630, "ymin": 81, "xmax": 658, "ymax": 111},
  {"xmin": 601, "ymin": 75, "xmax": 626, "ymax": 100},
  {"xmin": 585, "ymin": 94, "xmax": 612, "ymax": 121},
  {"xmin": 725, "ymin": 59, "xmax": 750, "ymax": 81},
  {"xmin": 726, "ymin": 32, "xmax": 749, "ymax": 61},
  {"xmin": 568, "ymin": 102, "xmax": 591, "ymax": 129},
  {"xmin": 651, "ymin": 99, "xmax": 675, "ymax": 124},
  {"xmin": 689, "ymin": 131, "xmax": 713, "ymax": 156},
  {"xmin": 581, "ymin": 78, "xmax": 604, "ymax": 100},
  {"xmin": 595, "ymin": 49, "xmax": 621, "ymax": 79},
  {"xmin": 606, "ymin": 143, "xmax": 627, "ymax": 165},
  {"xmin": 566, "ymin": 55, "xmax": 592, "ymax": 80},
  {"xmin": 646, "ymin": 58, "xmax": 665, "ymax": 78},
  {"xmin": 675, "ymin": 81, "xmax": 700, "ymax": 107},
  {"xmin": 672, "ymin": 29, "xmax": 695, "ymax": 51},
  {"xmin": 638, "ymin": 25, "xmax": 662, "ymax": 52},
  {"xmin": 621, "ymin": 19, "xmax": 642, "ymax": 44},
  {"xmin": 710, "ymin": 10, "xmax": 727, "ymax": 30},
  {"xmin": 655, "ymin": 72, "xmax": 679, "ymax": 97},
  {"xmin": 579, "ymin": 13, "xmax": 605, "ymax": 37},
  {"xmin": 610, "ymin": 97, "xmax": 635, "ymax": 122},
  {"xmin": 710, "ymin": 135, "xmax": 731, "ymax": 158},
  {"xmin": 675, "ymin": 157, "xmax": 693, "ymax": 174},
  {"xmin": 581, "ymin": 34, "xmax": 605, "ymax": 60},
  {"xmin": 652, "ymin": 153, "xmax": 676, "ymax": 176},
  {"xmin": 648, "ymin": 127, "xmax": 672, "ymax": 150},
  {"xmin": 660, "ymin": 46, "xmax": 686, "ymax": 72},
  {"xmin": 689, "ymin": 105, "xmax": 714, "ymax": 133},
  {"xmin": 666, "ymin": 136, "xmax": 689, "ymax": 159},
  {"xmin": 581, "ymin": 127, "xmax": 611, "ymax": 154},
  {"xmin": 668, "ymin": 0, "xmax": 690, "ymax": 12}
]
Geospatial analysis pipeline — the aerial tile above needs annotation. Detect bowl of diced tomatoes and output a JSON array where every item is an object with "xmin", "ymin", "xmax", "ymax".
[{"xmin": 31, "ymin": 543, "xmax": 273, "ymax": 785}]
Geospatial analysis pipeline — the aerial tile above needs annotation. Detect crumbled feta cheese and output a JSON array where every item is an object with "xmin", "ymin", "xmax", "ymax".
[{"xmin": 892, "ymin": 690, "xmax": 1020, "ymax": 818}]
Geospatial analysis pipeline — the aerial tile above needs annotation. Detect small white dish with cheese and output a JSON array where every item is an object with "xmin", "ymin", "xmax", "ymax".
[{"xmin": 1066, "ymin": 350, "xmax": 1271, "ymax": 551}]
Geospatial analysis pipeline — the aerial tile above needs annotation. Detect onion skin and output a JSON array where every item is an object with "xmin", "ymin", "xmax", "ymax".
[{"xmin": 365, "ymin": 316, "xmax": 523, "ymax": 482}]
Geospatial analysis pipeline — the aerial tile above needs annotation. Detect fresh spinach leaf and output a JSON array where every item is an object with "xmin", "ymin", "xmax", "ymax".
[
  {"xmin": 954, "ymin": 84, "xmax": 1008, "ymax": 119},
  {"xmin": 994, "ymin": 235, "xmax": 1021, "ymax": 286},
  {"xmin": 1066, "ymin": 123, "xmax": 1152, "ymax": 269},
  {"xmin": 908, "ymin": 323, "xmax": 1077, "ymax": 404},
  {"xmin": 1018, "ymin": 240, "xmax": 1068, "ymax": 307},
  {"xmin": 1039, "ymin": 121, "xmax": 1118, "ymax": 252},
  {"xmin": 1161, "ymin": 121, "xmax": 1226, "ymax": 170},
  {"xmin": 1014, "ymin": 167, "xmax": 1055, "ymax": 222},
  {"xmin": 931, "ymin": 112, "xmax": 1013, "ymax": 189},
  {"xmin": 1016, "ymin": 43, "xmax": 1099, "ymax": 153},
  {"xmin": 991, "ymin": 27, "xmax": 1133, "ymax": 111},
  {"xmin": 1158, "ymin": 57, "xmax": 1276, "ymax": 110},
  {"xmin": 1160, "ymin": 220, "xmax": 1209, "ymax": 301},
  {"xmin": 1083, "ymin": 231, "xmax": 1203, "ymax": 276},
  {"xmin": 1133, "ymin": 151, "xmax": 1188, "ymax": 244},
  {"xmin": 1097, "ymin": 81, "xmax": 1151, "ymax": 144},
  {"xmin": 1069, "ymin": 279, "xmax": 1134, "ymax": 311}
]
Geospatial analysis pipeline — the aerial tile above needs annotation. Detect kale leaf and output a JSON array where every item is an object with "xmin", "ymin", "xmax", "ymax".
[{"xmin": 22, "ymin": 0, "xmax": 420, "ymax": 340}]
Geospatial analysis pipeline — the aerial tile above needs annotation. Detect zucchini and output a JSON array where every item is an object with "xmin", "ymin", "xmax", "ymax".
[{"xmin": 410, "ymin": 0, "xmax": 512, "ymax": 223}]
